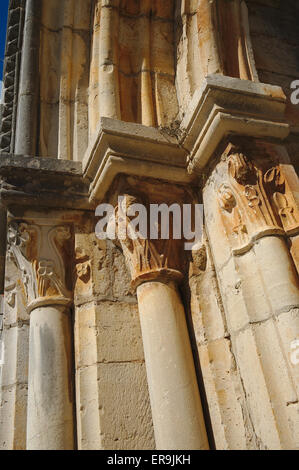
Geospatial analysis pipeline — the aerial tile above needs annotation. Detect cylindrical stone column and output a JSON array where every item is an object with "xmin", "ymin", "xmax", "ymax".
[
  {"xmin": 111, "ymin": 191, "xmax": 210, "ymax": 450},
  {"xmin": 204, "ymin": 142, "xmax": 299, "ymax": 449},
  {"xmin": 137, "ymin": 280, "xmax": 209, "ymax": 450},
  {"xmin": 15, "ymin": 0, "xmax": 41, "ymax": 155},
  {"xmin": 0, "ymin": 208, "xmax": 7, "ymax": 295},
  {"xmin": 98, "ymin": 0, "xmax": 121, "ymax": 119},
  {"xmin": 253, "ymin": 235, "xmax": 299, "ymax": 309},
  {"xmin": 7, "ymin": 220, "xmax": 75, "ymax": 449},
  {"xmin": 26, "ymin": 303, "xmax": 74, "ymax": 450}
]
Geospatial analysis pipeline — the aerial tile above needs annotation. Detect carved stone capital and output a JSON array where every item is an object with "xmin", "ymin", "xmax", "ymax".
[
  {"xmin": 107, "ymin": 179, "xmax": 193, "ymax": 289},
  {"xmin": 218, "ymin": 143, "xmax": 299, "ymax": 254},
  {"xmin": 114, "ymin": 193, "xmax": 183, "ymax": 289},
  {"xmin": 7, "ymin": 220, "xmax": 73, "ymax": 313}
]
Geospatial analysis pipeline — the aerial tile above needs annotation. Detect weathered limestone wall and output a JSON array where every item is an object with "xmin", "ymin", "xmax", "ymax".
[
  {"xmin": 74, "ymin": 219, "xmax": 155, "ymax": 450},
  {"xmin": 0, "ymin": 0, "xmax": 298, "ymax": 451},
  {"xmin": 247, "ymin": 0, "xmax": 299, "ymax": 121},
  {"xmin": 0, "ymin": 255, "xmax": 29, "ymax": 450},
  {"xmin": 188, "ymin": 239, "xmax": 257, "ymax": 449},
  {"xmin": 246, "ymin": 0, "xmax": 299, "ymax": 170}
]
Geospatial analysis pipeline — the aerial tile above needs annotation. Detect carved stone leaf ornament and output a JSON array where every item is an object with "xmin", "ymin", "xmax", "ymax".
[
  {"xmin": 7, "ymin": 221, "xmax": 73, "ymax": 312},
  {"xmin": 218, "ymin": 145, "xmax": 299, "ymax": 254},
  {"xmin": 109, "ymin": 193, "xmax": 184, "ymax": 288}
]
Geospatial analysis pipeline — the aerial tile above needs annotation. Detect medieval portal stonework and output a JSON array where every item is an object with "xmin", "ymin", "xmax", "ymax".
[{"xmin": 0, "ymin": 0, "xmax": 298, "ymax": 450}]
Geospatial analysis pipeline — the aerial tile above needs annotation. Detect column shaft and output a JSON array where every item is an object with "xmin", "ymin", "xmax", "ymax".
[
  {"xmin": 98, "ymin": 2, "xmax": 120, "ymax": 119},
  {"xmin": 137, "ymin": 281, "xmax": 209, "ymax": 450},
  {"xmin": 0, "ymin": 208, "xmax": 7, "ymax": 295},
  {"xmin": 15, "ymin": 0, "xmax": 41, "ymax": 155},
  {"xmin": 26, "ymin": 304, "xmax": 74, "ymax": 450}
]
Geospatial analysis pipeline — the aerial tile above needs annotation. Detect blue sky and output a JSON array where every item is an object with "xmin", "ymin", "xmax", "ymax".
[{"xmin": 0, "ymin": 0, "xmax": 9, "ymax": 82}]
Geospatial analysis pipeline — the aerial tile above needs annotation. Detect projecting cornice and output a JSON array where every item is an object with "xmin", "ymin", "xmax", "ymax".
[
  {"xmin": 0, "ymin": 118, "xmax": 194, "ymax": 211},
  {"xmin": 82, "ymin": 117, "xmax": 194, "ymax": 203},
  {"xmin": 180, "ymin": 74, "xmax": 290, "ymax": 174},
  {"xmin": 0, "ymin": 155, "xmax": 91, "ymax": 211}
]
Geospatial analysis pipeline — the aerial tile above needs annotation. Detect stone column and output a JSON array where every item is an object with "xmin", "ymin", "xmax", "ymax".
[
  {"xmin": 98, "ymin": 0, "xmax": 120, "ymax": 120},
  {"xmin": 15, "ymin": 0, "xmax": 41, "ymax": 155},
  {"xmin": 0, "ymin": 208, "xmax": 7, "ymax": 295},
  {"xmin": 110, "ymin": 192, "xmax": 209, "ymax": 450},
  {"xmin": 7, "ymin": 220, "xmax": 75, "ymax": 450},
  {"xmin": 137, "ymin": 281, "xmax": 208, "ymax": 449},
  {"xmin": 205, "ymin": 142, "xmax": 299, "ymax": 449}
]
